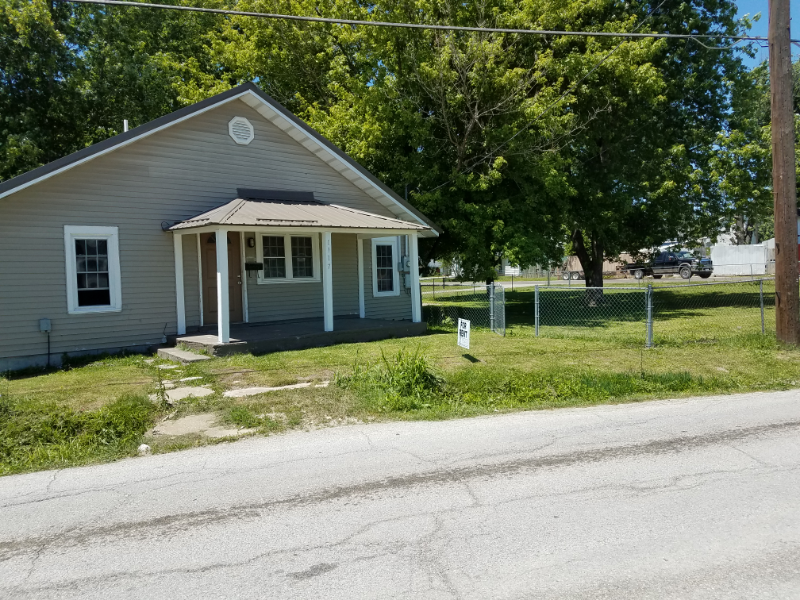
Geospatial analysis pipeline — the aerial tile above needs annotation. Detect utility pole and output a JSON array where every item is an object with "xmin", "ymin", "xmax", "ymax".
[{"xmin": 769, "ymin": 0, "xmax": 800, "ymax": 344}]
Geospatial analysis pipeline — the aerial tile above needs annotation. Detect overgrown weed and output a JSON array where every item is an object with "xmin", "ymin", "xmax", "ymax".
[
  {"xmin": 0, "ymin": 393, "xmax": 157, "ymax": 475},
  {"xmin": 337, "ymin": 347, "xmax": 443, "ymax": 411}
]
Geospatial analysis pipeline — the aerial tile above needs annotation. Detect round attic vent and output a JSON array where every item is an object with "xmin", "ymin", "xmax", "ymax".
[{"xmin": 228, "ymin": 117, "xmax": 254, "ymax": 145}]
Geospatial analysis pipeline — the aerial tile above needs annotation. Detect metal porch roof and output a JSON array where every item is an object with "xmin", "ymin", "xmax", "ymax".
[{"xmin": 169, "ymin": 197, "xmax": 429, "ymax": 232}]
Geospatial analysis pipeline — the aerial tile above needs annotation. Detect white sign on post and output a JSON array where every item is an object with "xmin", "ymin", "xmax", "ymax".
[{"xmin": 457, "ymin": 318, "xmax": 471, "ymax": 350}]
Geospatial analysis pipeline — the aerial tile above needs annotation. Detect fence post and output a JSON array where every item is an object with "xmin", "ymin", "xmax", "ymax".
[
  {"xmin": 760, "ymin": 279, "xmax": 765, "ymax": 334},
  {"xmin": 489, "ymin": 283, "xmax": 495, "ymax": 332},
  {"xmin": 535, "ymin": 285, "xmax": 540, "ymax": 337},
  {"xmin": 645, "ymin": 284, "xmax": 654, "ymax": 348}
]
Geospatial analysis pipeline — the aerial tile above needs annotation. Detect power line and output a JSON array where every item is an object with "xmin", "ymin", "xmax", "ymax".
[{"xmin": 60, "ymin": 0, "xmax": 800, "ymax": 44}]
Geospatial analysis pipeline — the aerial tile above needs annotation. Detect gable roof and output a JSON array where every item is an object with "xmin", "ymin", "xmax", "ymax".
[{"xmin": 0, "ymin": 82, "xmax": 438, "ymax": 235}]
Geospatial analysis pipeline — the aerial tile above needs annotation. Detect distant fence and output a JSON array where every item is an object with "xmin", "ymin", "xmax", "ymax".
[{"xmin": 422, "ymin": 279, "xmax": 775, "ymax": 347}]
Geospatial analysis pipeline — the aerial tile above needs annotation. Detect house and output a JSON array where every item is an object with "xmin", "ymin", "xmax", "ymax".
[{"xmin": 0, "ymin": 83, "xmax": 438, "ymax": 370}]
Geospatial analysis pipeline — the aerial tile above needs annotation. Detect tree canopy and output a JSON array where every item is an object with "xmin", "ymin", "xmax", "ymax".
[{"xmin": 1, "ymin": 0, "xmax": 767, "ymax": 285}]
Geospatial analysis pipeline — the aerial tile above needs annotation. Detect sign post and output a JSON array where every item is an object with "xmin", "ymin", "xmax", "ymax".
[{"xmin": 457, "ymin": 318, "xmax": 471, "ymax": 350}]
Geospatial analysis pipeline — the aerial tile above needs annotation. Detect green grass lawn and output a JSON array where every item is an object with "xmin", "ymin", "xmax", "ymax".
[{"xmin": 2, "ymin": 278, "xmax": 797, "ymax": 476}]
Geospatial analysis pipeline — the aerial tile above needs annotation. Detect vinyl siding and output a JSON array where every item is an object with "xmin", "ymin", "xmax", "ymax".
[
  {"xmin": 244, "ymin": 232, "xmax": 359, "ymax": 323},
  {"xmin": 363, "ymin": 237, "xmax": 413, "ymax": 321},
  {"xmin": 0, "ymin": 99, "xmax": 408, "ymax": 362}
]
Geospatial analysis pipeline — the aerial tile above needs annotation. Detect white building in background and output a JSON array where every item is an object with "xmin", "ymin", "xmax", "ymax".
[{"xmin": 709, "ymin": 244, "xmax": 771, "ymax": 276}]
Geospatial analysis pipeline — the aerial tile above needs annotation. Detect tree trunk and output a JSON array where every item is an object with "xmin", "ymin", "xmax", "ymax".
[{"xmin": 571, "ymin": 229, "xmax": 604, "ymax": 305}]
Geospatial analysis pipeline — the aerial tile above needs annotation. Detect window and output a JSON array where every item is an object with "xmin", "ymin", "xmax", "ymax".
[
  {"xmin": 76, "ymin": 239, "xmax": 110, "ymax": 306},
  {"xmin": 371, "ymin": 237, "xmax": 400, "ymax": 297},
  {"xmin": 291, "ymin": 236, "xmax": 314, "ymax": 278},
  {"xmin": 263, "ymin": 236, "xmax": 286, "ymax": 278},
  {"xmin": 256, "ymin": 234, "xmax": 320, "ymax": 283},
  {"xmin": 64, "ymin": 226, "xmax": 122, "ymax": 314}
]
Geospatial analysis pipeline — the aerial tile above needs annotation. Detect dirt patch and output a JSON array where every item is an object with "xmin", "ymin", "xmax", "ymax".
[
  {"xmin": 148, "ymin": 413, "xmax": 256, "ymax": 439},
  {"xmin": 149, "ymin": 386, "xmax": 214, "ymax": 404}
]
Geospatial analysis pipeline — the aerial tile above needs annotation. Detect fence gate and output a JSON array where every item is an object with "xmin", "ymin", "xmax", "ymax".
[
  {"xmin": 491, "ymin": 284, "xmax": 505, "ymax": 336},
  {"xmin": 421, "ymin": 282, "xmax": 506, "ymax": 336}
]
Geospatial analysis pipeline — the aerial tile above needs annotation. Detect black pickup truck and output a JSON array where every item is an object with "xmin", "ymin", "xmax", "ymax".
[{"xmin": 625, "ymin": 250, "xmax": 713, "ymax": 280}]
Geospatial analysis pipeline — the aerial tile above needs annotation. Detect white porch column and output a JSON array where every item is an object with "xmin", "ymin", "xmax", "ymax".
[
  {"xmin": 409, "ymin": 233, "xmax": 422, "ymax": 323},
  {"xmin": 173, "ymin": 233, "xmax": 186, "ymax": 335},
  {"xmin": 216, "ymin": 228, "xmax": 230, "ymax": 343},
  {"xmin": 322, "ymin": 231, "xmax": 334, "ymax": 331},
  {"xmin": 357, "ymin": 236, "xmax": 365, "ymax": 318}
]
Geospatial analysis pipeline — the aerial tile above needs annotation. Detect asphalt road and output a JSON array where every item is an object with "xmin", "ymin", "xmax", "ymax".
[{"xmin": 2, "ymin": 390, "xmax": 800, "ymax": 599}]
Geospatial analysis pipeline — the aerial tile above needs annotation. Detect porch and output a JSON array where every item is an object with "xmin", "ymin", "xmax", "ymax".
[
  {"xmin": 169, "ymin": 190, "xmax": 430, "ymax": 350},
  {"xmin": 176, "ymin": 317, "xmax": 427, "ymax": 356}
]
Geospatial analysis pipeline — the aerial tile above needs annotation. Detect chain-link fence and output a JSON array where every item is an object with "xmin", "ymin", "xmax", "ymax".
[
  {"xmin": 534, "ymin": 286, "xmax": 648, "ymax": 345},
  {"xmin": 650, "ymin": 279, "xmax": 772, "ymax": 345},
  {"xmin": 422, "ymin": 284, "xmax": 505, "ymax": 336},
  {"xmin": 513, "ymin": 278, "xmax": 774, "ymax": 347},
  {"xmin": 421, "ymin": 278, "xmax": 774, "ymax": 346}
]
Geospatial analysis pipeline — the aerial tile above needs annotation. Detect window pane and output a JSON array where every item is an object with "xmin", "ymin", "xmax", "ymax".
[
  {"xmin": 78, "ymin": 289, "xmax": 111, "ymax": 306},
  {"xmin": 291, "ymin": 237, "xmax": 314, "ymax": 278},
  {"xmin": 262, "ymin": 236, "xmax": 286, "ymax": 278},
  {"xmin": 75, "ymin": 236, "xmax": 111, "ymax": 306},
  {"xmin": 263, "ymin": 236, "xmax": 285, "ymax": 258},
  {"xmin": 376, "ymin": 245, "xmax": 393, "ymax": 269},
  {"xmin": 375, "ymin": 244, "xmax": 394, "ymax": 292},
  {"xmin": 377, "ymin": 269, "xmax": 394, "ymax": 292},
  {"xmin": 264, "ymin": 257, "xmax": 286, "ymax": 278}
]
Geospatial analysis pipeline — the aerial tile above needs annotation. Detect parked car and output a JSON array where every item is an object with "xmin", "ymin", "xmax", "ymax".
[{"xmin": 625, "ymin": 251, "xmax": 713, "ymax": 280}]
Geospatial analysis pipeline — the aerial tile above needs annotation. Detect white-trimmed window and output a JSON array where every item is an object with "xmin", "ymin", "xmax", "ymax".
[
  {"xmin": 64, "ymin": 226, "xmax": 122, "ymax": 314},
  {"xmin": 256, "ymin": 234, "xmax": 320, "ymax": 283},
  {"xmin": 372, "ymin": 236, "xmax": 400, "ymax": 297}
]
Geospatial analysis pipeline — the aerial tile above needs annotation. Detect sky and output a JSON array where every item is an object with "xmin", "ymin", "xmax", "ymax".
[{"xmin": 735, "ymin": 0, "xmax": 800, "ymax": 68}]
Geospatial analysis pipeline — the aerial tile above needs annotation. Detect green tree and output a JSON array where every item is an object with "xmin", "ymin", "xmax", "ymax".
[
  {"xmin": 538, "ymin": 0, "xmax": 750, "ymax": 286},
  {"xmin": 1, "ymin": 0, "xmax": 759, "ymax": 290},
  {"xmin": 1, "ymin": 0, "xmax": 224, "ymax": 181},
  {"xmin": 712, "ymin": 59, "xmax": 800, "ymax": 245},
  {"xmin": 0, "ymin": 0, "xmax": 85, "ymax": 181}
]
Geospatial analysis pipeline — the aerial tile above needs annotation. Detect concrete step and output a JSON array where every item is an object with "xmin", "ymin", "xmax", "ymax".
[{"xmin": 157, "ymin": 347, "xmax": 211, "ymax": 364}]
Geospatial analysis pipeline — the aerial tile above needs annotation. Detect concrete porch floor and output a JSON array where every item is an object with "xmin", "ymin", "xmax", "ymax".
[{"xmin": 175, "ymin": 317, "xmax": 428, "ymax": 356}]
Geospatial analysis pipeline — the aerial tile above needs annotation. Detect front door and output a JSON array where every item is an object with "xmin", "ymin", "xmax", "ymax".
[{"xmin": 201, "ymin": 232, "xmax": 244, "ymax": 325}]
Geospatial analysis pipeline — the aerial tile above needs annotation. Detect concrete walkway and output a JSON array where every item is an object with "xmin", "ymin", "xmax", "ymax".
[{"xmin": 2, "ymin": 390, "xmax": 800, "ymax": 599}]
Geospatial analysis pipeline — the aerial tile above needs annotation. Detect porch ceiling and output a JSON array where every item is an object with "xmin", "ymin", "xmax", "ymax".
[{"xmin": 169, "ymin": 196, "xmax": 429, "ymax": 232}]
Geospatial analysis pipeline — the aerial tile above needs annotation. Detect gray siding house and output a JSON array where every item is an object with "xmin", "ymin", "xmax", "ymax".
[{"xmin": 0, "ymin": 83, "xmax": 437, "ymax": 370}]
